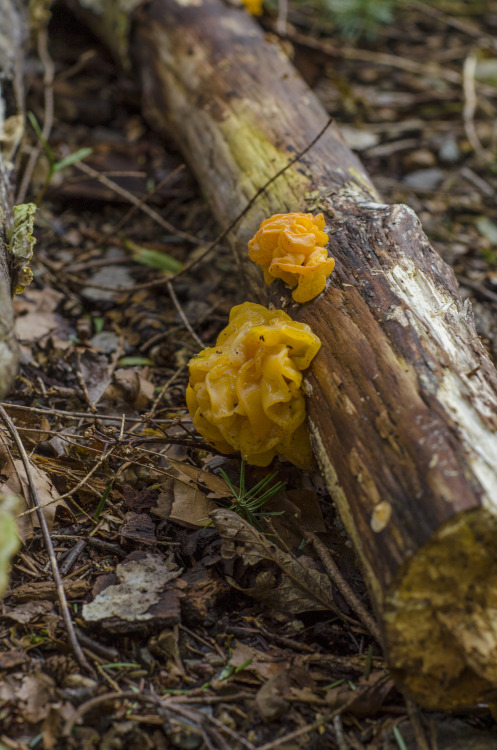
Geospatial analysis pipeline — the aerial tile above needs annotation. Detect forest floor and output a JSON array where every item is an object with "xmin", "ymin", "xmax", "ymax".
[{"xmin": 2, "ymin": 1, "xmax": 497, "ymax": 748}]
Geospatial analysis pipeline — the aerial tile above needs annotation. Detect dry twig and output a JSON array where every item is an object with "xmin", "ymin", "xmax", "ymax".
[
  {"xmin": 0, "ymin": 404, "xmax": 94, "ymax": 676},
  {"xmin": 463, "ymin": 50, "xmax": 484, "ymax": 156},
  {"xmin": 75, "ymin": 161, "xmax": 201, "ymax": 245},
  {"xmin": 304, "ymin": 530, "xmax": 383, "ymax": 645}
]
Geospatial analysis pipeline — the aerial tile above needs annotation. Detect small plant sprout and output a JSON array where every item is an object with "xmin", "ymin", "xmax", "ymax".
[
  {"xmin": 217, "ymin": 461, "xmax": 287, "ymax": 531},
  {"xmin": 27, "ymin": 111, "xmax": 93, "ymax": 204}
]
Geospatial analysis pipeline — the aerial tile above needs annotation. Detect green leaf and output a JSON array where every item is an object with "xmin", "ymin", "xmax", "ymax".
[
  {"xmin": 123, "ymin": 238, "xmax": 183, "ymax": 273},
  {"xmin": 27, "ymin": 111, "xmax": 54, "ymax": 165},
  {"xmin": 94, "ymin": 483, "xmax": 113, "ymax": 521},
  {"xmin": 53, "ymin": 147, "xmax": 93, "ymax": 173},
  {"xmin": 393, "ymin": 727, "xmax": 408, "ymax": 750},
  {"xmin": 118, "ymin": 356, "xmax": 155, "ymax": 367},
  {"xmin": 92, "ymin": 316, "xmax": 105, "ymax": 334},
  {"xmin": 0, "ymin": 493, "xmax": 21, "ymax": 599}
]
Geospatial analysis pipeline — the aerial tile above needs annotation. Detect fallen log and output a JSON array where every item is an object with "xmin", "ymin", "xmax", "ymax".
[
  {"xmin": 0, "ymin": 0, "xmax": 23, "ymax": 397},
  {"xmin": 127, "ymin": 0, "xmax": 497, "ymax": 709}
]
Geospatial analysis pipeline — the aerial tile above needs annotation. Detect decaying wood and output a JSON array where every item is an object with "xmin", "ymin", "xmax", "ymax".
[
  {"xmin": 62, "ymin": 0, "xmax": 488, "ymax": 710},
  {"xmin": 0, "ymin": 0, "xmax": 23, "ymax": 398},
  {"xmin": 129, "ymin": 0, "xmax": 497, "ymax": 710}
]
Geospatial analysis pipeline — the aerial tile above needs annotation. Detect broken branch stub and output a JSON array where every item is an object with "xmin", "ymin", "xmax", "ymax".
[{"xmin": 131, "ymin": 0, "xmax": 497, "ymax": 709}]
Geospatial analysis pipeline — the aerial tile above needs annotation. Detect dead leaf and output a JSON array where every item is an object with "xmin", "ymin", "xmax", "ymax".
[
  {"xmin": 122, "ymin": 483, "xmax": 158, "ymax": 511},
  {"xmin": 0, "ymin": 649, "xmax": 28, "ymax": 669},
  {"xmin": 104, "ymin": 368, "xmax": 154, "ymax": 409},
  {"xmin": 210, "ymin": 509, "xmax": 336, "ymax": 615},
  {"xmin": 14, "ymin": 288, "xmax": 65, "ymax": 344},
  {"xmin": 0, "ymin": 445, "xmax": 72, "ymax": 542},
  {"xmin": 77, "ymin": 349, "xmax": 112, "ymax": 405},
  {"xmin": 152, "ymin": 472, "xmax": 218, "ymax": 528},
  {"xmin": 324, "ymin": 670, "xmax": 394, "ymax": 716},
  {"xmin": 148, "ymin": 626, "xmax": 185, "ymax": 676},
  {"xmin": 255, "ymin": 666, "xmax": 315, "ymax": 722},
  {"xmin": 0, "ymin": 672, "xmax": 56, "ymax": 723},
  {"xmin": 1, "ymin": 599, "xmax": 53, "ymax": 623},
  {"xmin": 230, "ymin": 641, "xmax": 290, "ymax": 681},
  {"xmin": 170, "ymin": 480, "xmax": 217, "ymax": 527},
  {"xmin": 166, "ymin": 458, "xmax": 233, "ymax": 498},
  {"xmin": 285, "ymin": 489, "xmax": 327, "ymax": 533},
  {"xmin": 33, "ymin": 453, "xmax": 108, "ymax": 503}
]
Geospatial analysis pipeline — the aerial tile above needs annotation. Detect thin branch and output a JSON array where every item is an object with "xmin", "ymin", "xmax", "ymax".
[
  {"xmin": 304, "ymin": 530, "xmax": 383, "ymax": 646},
  {"xmin": 333, "ymin": 714, "xmax": 350, "ymax": 750},
  {"xmin": 166, "ymin": 280, "xmax": 204, "ymax": 349},
  {"xmin": 107, "ymin": 164, "xmax": 186, "ymax": 235},
  {"xmin": 257, "ymin": 695, "xmax": 359, "ymax": 750},
  {"xmin": 75, "ymin": 161, "xmax": 201, "ymax": 245},
  {"xmin": 147, "ymin": 364, "xmax": 186, "ymax": 420},
  {"xmin": 0, "ymin": 404, "xmax": 94, "ymax": 676},
  {"xmin": 0, "ymin": 402, "xmax": 181, "ymax": 424},
  {"xmin": 405, "ymin": 698, "xmax": 431, "ymax": 750},
  {"xmin": 463, "ymin": 50, "xmax": 484, "ymax": 156}
]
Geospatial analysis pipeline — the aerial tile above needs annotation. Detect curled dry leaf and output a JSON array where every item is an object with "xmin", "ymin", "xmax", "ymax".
[
  {"xmin": 210, "ymin": 509, "xmax": 336, "ymax": 615},
  {"xmin": 13, "ymin": 287, "xmax": 65, "ymax": 345},
  {"xmin": 166, "ymin": 457, "xmax": 234, "ymax": 498},
  {"xmin": 0, "ymin": 445, "xmax": 71, "ymax": 542},
  {"xmin": 229, "ymin": 640, "xmax": 290, "ymax": 681},
  {"xmin": 153, "ymin": 458, "xmax": 230, "ymax": 528},
  {"xmin": 103, "ymin": 368, "xmax": 155, "ymax": 409}
]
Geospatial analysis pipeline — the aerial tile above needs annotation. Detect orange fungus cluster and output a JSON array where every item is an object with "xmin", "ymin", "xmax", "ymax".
[
  {"xmin": 248, "ymin": 212, "xmax": 335, "ymax": 304},
  {"xmin": 186, "ymin": 302, "xmax": 321, "ymax": 469}
]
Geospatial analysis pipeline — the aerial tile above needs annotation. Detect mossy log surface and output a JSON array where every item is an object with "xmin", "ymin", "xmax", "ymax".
[
  {"xmin": 131, "ymin": 0, "xmax": 497, "ymax": 709},
  {"xmin": 0, "ymin": 0, "xmax": 22, "ymax": 398}
]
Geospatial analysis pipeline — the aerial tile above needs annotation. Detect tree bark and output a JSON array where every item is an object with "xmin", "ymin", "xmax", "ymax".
[
  {"xmin": 129, "ymin": 0, "xmax": 497, "ymax": 709},
  {"xmin": 0, "ymin": 0, "xmax": 22, "ymax": 398}
]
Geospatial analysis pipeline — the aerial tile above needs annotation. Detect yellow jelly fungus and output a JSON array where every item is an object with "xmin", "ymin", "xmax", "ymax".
[
  {"xmin": 186, "ymin": 302, "xmax": 321, "ymax": 469},
  {"xmin": 248, "ymin": 212, "xmax": 335, "ymax": 304},
  {"xmin": 241, "ymin": 0, "xmax": 263, "ymax": 14}
]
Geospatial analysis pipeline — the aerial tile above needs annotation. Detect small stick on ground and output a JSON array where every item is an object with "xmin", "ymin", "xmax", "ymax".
[
  {"xmin": 304, "ymin": 530, "xmax": 383, "ymax": 646},
  {"xmin": 0, "ymin": 404, "xmax": 95, "ymax": 676},
  {"xmin": 166, "ymin": 279, "xmax": 204, "ymax": 349},
  {"xmin": 463, "ymin": 50, "xmax": 484, "ymax": 156},
  {"xmin": 405, "ymin": 698, "xmax": 431, "ymax": 750},
  {"xmin": 333, "ymin": 714, "xmax": 350, "ymax": 750},
  {"xmin": 75, "ymin": 161, "xmax": 201, "ymax": 245}
]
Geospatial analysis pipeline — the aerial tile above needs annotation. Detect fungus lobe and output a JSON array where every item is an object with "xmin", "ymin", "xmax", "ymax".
[
  {"xmin": 248, "ymin": 212, "xmax": 335, "ymax": 303},
  {"xmin": 186, "ymin": 302, "xmax": 320, "ymax": 469}
]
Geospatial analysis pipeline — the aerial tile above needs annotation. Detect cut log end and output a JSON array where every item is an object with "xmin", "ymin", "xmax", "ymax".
[{"xmin": 385, "ymin": 510, "xmax": 497, "ymax": 709}]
